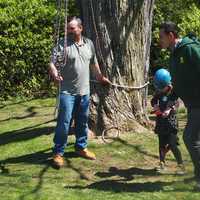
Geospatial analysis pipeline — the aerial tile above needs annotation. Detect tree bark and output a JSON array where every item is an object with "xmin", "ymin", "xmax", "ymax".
[{"xmin": 76, "ymin": 0, "xmax": 154, "ymax": 135}]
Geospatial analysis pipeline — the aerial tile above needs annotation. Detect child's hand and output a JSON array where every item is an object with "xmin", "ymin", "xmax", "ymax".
[
  {"xmin": 150, "ymin": 109, "xmax": 163, "ymax": 116},
  {"xmin": 154, "ymin": 109, "xmax": 163, "ymax": 116},
  {"xmin": 150, "ymin": 105, "xmax": 162, "ymax": 116},
  {"xmin": 162, "ymin": 108, "xmax": 171, "ymax": 117}
]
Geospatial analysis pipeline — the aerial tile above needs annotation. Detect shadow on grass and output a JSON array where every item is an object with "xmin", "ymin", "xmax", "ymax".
[
  {"xmin": 65, "ymin": 179, "xmax": 184, "ymax": 193},
  {"xmin": 0, "ymin": 144, "xmax": 77, "ymax": 165},
  {"xmin": 0, "ymin": 97, "xmax": 55, "ymax": 110},
  {"xmin": 0, "ymin": 120, "xmax": 55, "ymax": 146},
  {"xmin": 0, "ymin": 147, "xmax": 92, "ymax": 200},
  {"xmin": 95, "ymin": 166, "xmax": 158, "ymax": 181},
  {"xmin": 0, "ymin": 98, "xmax": 34, "ymax": 110},
  {"xmin": 0, "ymin": 104, "xmax": 56, "ymax": 122},
  {"xmin": 114, "ymin": 137, "xmax": 158, "ymax": 160},
  {"xmin": 19, "ymin": 165, "xmax": 51, "ymax": 200},
  {"xmin": 0, "ymin": 106, "xmax": 38, "ymax": 122},
  {"xmin": 0, "ymin": 148, "xmax": 53, "ymax": 165},
  {"xmin": 0, "ymin": 149, "xmax": 52, "ymax": 200}
]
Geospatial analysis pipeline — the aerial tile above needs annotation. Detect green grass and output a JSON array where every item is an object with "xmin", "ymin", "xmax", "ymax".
[{"xmin": 0, "ymin": 98, "xmax": 199, "ymax": 200}]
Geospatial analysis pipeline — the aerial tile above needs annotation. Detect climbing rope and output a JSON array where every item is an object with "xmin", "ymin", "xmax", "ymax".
[
  {"xmin": 89, "ymin": 0, "xmax": 108, "ymax": 71},
  {"xmin": 91, "ymin": 80, "xmax": 149, "ymax": 143},
  {"xmin": 52, "ymin": 1, "xmax": 150, "ymax": 142},
  {"xmin": 90, "ymin": 80, "xmax": 149, "ymax": 90},
  {"xmin": 53, "ymin": 0, "xmax": 68, "ymax": 119},
  {"xmin": 89, "ymin": 0, "xmax": 149, "ymax": 142},
  {"xmin": 63, "ymin": 0, "xmax": 68, "ymax": 66}
]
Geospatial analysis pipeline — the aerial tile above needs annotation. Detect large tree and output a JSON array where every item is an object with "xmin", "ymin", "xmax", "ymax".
[{"xmin": 76, "ymin": 0, "xmax": 155, "ymax": 135}]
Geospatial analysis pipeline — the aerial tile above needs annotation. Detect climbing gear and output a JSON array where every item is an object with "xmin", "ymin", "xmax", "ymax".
[
  {"xmin": 154, "ymin": 68, "xmax": 171, "ymax": 90},
  {"xmin": 88, "ymin": 0, "xmax": 150, "ymax": 142},
  {"xmin": 53, "ymin": 0, "xmax": 68, "ymax": 119},
  {"xmin": 90, "ymin": 80, "xmax": 149, "ymax": 90}
]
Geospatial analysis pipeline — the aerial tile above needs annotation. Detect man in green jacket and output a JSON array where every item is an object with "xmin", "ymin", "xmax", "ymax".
[{"xmin": 159, "ymin": 21, "xmax": 200, "ymax": 190}]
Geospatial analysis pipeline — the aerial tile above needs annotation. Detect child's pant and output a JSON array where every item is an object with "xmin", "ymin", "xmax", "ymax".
[{"xmin": 158, "ymin": 133, "xmax": 183, "ymax": 164}]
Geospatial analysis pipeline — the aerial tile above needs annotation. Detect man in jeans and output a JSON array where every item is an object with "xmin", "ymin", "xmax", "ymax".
[
  {"xmin": 49, "ymin": 17, "xmax": 110, "ymax": 168},
  {"xmin": 159, "ymin": 21, "xmax": 200, "ymax": 190}
]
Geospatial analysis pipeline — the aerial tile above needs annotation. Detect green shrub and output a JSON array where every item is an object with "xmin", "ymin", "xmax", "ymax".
[
  {"xmin": 0, "ymin": 0, "xmax": 56, "ymax": 99},
  {"xmin": 151, "ymin": 0, "xmax": 200, "ymax": 69},
  {"xmin": 0, "ymin": 0, "xmax": 78, "ymax": 99}
]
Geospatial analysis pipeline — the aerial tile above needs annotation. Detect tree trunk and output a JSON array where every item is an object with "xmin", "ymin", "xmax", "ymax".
[{"xmin": 76, "ymin": 0, "xmax": 154, "ymax": 135}]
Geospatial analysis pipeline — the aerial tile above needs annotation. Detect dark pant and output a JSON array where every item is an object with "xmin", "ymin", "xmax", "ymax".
[
  {"xmin": 158, "ymin": 133, "xmax": 183, "ymax": 164},
  {"xmin": 183, "ymin": 108, "xmax": 200, "ymax": 181}
]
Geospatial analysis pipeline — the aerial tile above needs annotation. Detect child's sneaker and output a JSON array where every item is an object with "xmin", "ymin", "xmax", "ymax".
[
  {"xmin": 155, "ymin": 161, "xmax": 166, "ymax": 173},
  {"xmin": 175, "ymin": 164, "xmax": 186, "ymax": 175}
]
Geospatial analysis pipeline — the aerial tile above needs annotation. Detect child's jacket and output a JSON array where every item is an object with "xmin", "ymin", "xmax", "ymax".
[{"xmin": 151, "ymin": 91, "xmax": 178, "ymax": 135}]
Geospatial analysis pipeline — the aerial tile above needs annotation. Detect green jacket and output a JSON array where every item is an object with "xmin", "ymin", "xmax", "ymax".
[{"xmin": 169, "ymin": 35, "xmax": 200, "ymax": 108}]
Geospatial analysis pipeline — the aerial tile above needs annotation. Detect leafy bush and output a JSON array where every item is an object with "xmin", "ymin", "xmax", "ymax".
[
  {"xmin": 150, "ymin": 0, "xmax": 200, "ymax": 70},
  {"xmin": 0, "ymin": 0, "xmax": 56, "ymax": 99},
  {"xmin": 0, "ymin": 0, "xmax": 78, "ymax": 100}
]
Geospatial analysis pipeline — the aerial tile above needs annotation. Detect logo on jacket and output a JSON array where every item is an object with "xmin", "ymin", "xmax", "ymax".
[{"xmin": 180, "ymin": 57, "xmax": 184, "ymax": 64}]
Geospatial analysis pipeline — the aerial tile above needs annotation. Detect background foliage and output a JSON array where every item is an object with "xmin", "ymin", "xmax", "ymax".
[
  {"xmin": 150, "ymin": 0, "xmax": 200, "ymax": 71},
  {"xmin": 0, "ymin": 0, "xmax": 78, "ymax": 100},
  {"xmin": 0, "ymin": 0, "xmax": 200, "ymax": 99},
  {"xmin": 0, "ymin": 0, "xmax": 55, "ymax": 99}
]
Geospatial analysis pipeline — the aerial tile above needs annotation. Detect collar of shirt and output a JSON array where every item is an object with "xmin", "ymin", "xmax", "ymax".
[
  {"xmin": 75, "ymin": 37, "xmax": 85, "ymax": 47},
  {"xmin": 174, "ymin": 38, "xmax": 182, "ymax": 49},
  {"xmin": 171, "ymin": 38, "xmax": 182, "ymax": 52}
]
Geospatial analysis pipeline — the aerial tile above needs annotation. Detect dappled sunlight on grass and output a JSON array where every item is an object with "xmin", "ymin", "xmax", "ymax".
[{"xmin": 0, "ymin": 98, "xmax": 197, "ymax": 200}]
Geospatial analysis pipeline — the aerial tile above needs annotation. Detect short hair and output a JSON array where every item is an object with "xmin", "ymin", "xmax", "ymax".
[
  {"xmin": 68, "ymin": 16, "xmax": 82, "ymax": 27},
  {"xmin": 159, "ymin": 21, "xmax": 179, "ymax": 38}
]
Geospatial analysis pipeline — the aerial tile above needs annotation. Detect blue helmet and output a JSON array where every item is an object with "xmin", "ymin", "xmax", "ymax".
[{"xmin": 153, "ymin": 68, "xmax": 171, "ymax": 90}]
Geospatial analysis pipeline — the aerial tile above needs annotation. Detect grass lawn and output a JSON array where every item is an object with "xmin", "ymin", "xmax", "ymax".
[{"xmin": 0, "ymin": 98, "xmax": 199, "ymax": 200}]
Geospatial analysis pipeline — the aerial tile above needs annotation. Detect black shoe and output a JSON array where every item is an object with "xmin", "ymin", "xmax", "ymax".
[
  {"xmin": 184, "ymin": 176, "xmax": 196, "ymax": 183},
  {"xmin": 155, "ymin": 161, "xmax": 166, "ymax": 173},
  {"xmin": 193, "ymin": 181, "xmax": 200, "ymax": 191},
  {"xmin": 175, "ymin": 164, "xmax": 186, "ymax": 175}
]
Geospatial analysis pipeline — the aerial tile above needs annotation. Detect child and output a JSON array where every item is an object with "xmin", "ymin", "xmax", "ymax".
[{"xmin": 151, "ymin": 68, "xmax": 185, "ymax": 175}]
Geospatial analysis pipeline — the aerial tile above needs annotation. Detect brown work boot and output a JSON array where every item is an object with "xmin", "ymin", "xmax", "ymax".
[
  {"xmin": 76, "ymin": 148, "xmax": 96, "ymax": 160},
  {"xmin": 53, "ymin": 154, "xmax": 64, "ymax": 168}
]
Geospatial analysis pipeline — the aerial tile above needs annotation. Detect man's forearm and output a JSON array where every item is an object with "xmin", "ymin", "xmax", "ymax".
[
  {"xmin": 49, "ymin": 62, "xmax": 58, "ymax": 77},
  {"xmin": 49, "ymin": 62, "xmax": 63, "ymax": 82},
  {"xmin": 91, "ymin": 63, "xmax": 110, "ymax": 85},
  {"xmin": 91, "ymin": 64, "xmax": 103, "ymax": 80}
]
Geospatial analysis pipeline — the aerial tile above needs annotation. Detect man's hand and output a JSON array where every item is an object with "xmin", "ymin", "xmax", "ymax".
[
  {"xmin": 53, "ymin": 74, "xmax": 63, "ymax": 84},
  {"xmin": 96, "ymin": 74, "xmax": 111, "ymax": 85},
  {"xmin": 49, "ymin": 63, "xmax": 63, "ymax": 84},
  {"xmin": 49, "ymin": 70, "xmax": 63, "ymax": 84}
]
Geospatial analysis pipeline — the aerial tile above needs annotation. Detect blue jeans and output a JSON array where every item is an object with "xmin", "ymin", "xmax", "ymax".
[{"xmin": 53, "ymin": 93, "xmax": 89, "ymax": 155}]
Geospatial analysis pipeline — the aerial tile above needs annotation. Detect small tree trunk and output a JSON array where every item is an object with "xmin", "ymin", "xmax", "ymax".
[{"xmin": 77, "ymin": 0, "xmax": 154, "ymax": 135}]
